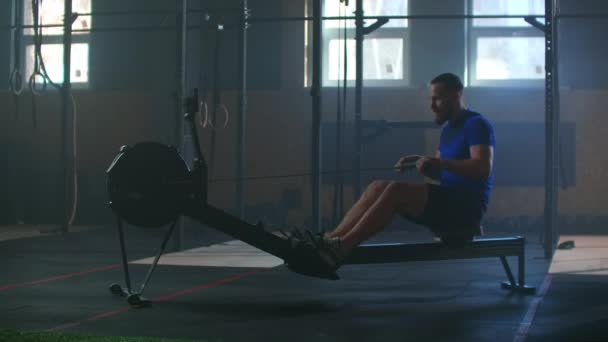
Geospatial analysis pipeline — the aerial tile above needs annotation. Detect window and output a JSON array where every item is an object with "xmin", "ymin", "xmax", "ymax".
[
  {"xmin": 468, "ymin": 0, "xmax": 545, "ymax": 86},
  {"xmin": 23, "ymin": 0, "xmax": 91, "ymax": 86},
  {"xmin": 306, "ymin": 0, "xmax": 409, "ymax": 87}
]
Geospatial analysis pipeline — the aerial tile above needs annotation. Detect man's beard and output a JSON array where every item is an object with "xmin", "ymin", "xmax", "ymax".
[
  {"xmin": 434, "ymin": 106, "xmax": 456, "ymax": 125},
  {"xmin": 434, "ymin": 111, "xmax": 450, "ymax": 125},
  {"xmin": 434, "ymin": 115, "xmax": 446, "ymax": 125}
]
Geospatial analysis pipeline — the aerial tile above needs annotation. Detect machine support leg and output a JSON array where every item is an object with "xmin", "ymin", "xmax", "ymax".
[
  {"xmin": 110, "ymin": 217, "xmax": 179, "ymax": 307},
  {"xmin": 500, "ymin": 242, "xmax": 536, "ymax": 294},
  {"xmin": 500, "ymin": 256, "xmax": 517, "ymax": 287},
  {"xmin": 116, "ymin": 216, "xmax": 133, "ymax": 294},
  {"xmin": 518, "ymin": 243, "xmax": 526, "ymax": 287},
  {"xmin": 138, "ymin": 220, "xmax": 178, "ymax": 295}
]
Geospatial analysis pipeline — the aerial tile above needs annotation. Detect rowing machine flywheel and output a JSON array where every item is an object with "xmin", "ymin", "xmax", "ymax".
[{"xmin": 107, "ymin": 142, "xmax": 191, "ymax": 228}]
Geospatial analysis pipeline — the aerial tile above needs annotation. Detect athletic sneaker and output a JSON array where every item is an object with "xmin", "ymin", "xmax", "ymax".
[
  {"xmin": 287, "ymin": 228, "xmax": 345, "ymax": 269},
  {"xmin": 315, "ymin": 235, "xmax": 345, "ymax": 269}
]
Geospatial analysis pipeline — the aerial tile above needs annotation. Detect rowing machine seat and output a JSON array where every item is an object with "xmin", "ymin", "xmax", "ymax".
[{"xmin": 435, "ymin": 225, "xmax": 485, "ymax": 247}]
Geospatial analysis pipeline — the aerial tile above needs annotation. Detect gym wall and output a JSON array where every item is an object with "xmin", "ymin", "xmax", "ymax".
[{"xmin": 1, "ymin": 0, "xmax": 608, "ymax": 234}]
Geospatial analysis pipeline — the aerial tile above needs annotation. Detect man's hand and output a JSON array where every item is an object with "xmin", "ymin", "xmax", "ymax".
[
  {"xmin": 394, "ymin": 155, "xmax": 421, "ymax": 174},
  {"xmin": 416, "ymin": 156, "xmax": 443, "ymax": 178}
]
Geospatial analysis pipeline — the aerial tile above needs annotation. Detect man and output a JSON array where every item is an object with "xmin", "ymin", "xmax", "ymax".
[{"xmin": 318, "ymin": 73, "xmax": 495, "ymax": 269}]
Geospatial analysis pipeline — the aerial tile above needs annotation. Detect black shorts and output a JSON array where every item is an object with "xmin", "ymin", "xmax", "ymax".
[{"xmin": 406, "ymin": 184, "xmax": 485, "ymax": 236}]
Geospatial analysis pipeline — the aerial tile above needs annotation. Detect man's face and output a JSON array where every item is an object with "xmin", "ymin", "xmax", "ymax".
[{"xmin": 430, "ymin": 83, "xmax": 460, "ymax": 125}]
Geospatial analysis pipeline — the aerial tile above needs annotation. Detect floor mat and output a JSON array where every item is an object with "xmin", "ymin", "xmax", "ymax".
[{"xmin": 131, "ymin": 239, "xmax": 284, "ymax": 268}]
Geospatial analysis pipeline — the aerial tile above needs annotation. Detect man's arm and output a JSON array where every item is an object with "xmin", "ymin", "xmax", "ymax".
[
  {"xmin": 439, "ymin": 145, "xmax": 493, "ymax": 179},
  {"xmin": 423, "ymin": 150, "xmax": 442, "ymax": 181}
]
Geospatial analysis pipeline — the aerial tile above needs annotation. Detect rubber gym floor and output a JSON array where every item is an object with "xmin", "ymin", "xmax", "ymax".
[{"xmin": 1, "ymin": 224, "xmax": 607, "ymax": 342}]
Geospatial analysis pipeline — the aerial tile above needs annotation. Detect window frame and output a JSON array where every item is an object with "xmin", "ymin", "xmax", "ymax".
[
  {"xmin": 309, "ymin": 0, "xmax": 411, "ymax": 88},
  {"xmin": 21, "ymin": 0, "xmax": 91, "ymax": 89},
  {"xmin": 467, "ymin": 0, "xmax": 545, "ymax": 88}
]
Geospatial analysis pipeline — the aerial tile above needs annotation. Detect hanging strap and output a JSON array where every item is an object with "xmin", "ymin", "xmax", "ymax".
[{"xmin": 208, "ymin": 20, "xmax": 224, "ymax": 177}]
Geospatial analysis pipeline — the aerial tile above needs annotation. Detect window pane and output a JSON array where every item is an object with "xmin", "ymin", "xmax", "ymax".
[
  {"xmin": 324, "ymin": 0, "xmax": 408, "ymax": 28},
  {"xmin": 328, "ymin": 38, "xmax": 403, "ymax": 81},
  {"xmin": 476, "ymin": 37, "xmax": 544, "ymax": 80},
  {"xmin": 473, "ymin": 0, "xmax": 544, "ymax": 27},
  {"xmin": 25, "ymin": 43, "xmax": 89, "ymax": 84},
  {"xmin": 24, "ymin": 0, "xmax": 92, "ymax": 35}
]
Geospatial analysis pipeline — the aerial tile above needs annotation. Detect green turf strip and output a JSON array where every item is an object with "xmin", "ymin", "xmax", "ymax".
[{"xmin": 0, "ymin": 330, "xmax": 215, "ymax": 342}]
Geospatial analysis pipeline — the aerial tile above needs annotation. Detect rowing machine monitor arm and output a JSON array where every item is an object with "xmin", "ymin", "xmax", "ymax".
[{"xmin": 184, "ymin": 88, "xmax": 209, "ymax": 207}]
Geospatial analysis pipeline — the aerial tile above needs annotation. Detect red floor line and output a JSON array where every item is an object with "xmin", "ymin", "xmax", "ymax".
[
  {"xmin": 45, "ymin": 268, "xmax": 267, "ymax": 333},
  {"xmin": 152, "ymin": 269, "xmax": 265, "ymax": 302},
  {"xmin": 0, "ymin": 264, "xmax": 121, "ymax": 292},
  {"xmin": 512, "ymin": 274, "xmax": 554, "ymax": 342},
  {"xmin": 86, "ymin": 308, "xmax": 132, "ymax": 322},
  {"xmin": 46, "ymin": 322, "xmax": 82, "ymax": 332},
  {"xmin": 46, "ymin": 308, "xmax": 132, "ymax": 333}
]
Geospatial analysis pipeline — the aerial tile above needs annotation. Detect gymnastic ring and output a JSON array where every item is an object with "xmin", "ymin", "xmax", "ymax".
[
  {"xmin": 9, "ymin": 69, "xmax": 24, "ymax": 95},
  {"xmin": 198, "ymin": 100, "xmax": 208, "ymax": 127},
  {"xmin": 28, "ymin": 71, "xmax": 47, "ymax": 96},
  {"xmin": 219, "ymin": 103, "xmax": 230, "ymax": 129}
]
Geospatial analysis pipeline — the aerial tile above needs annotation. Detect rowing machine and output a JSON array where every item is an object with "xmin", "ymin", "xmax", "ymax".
[{"xmin": 106, "ymin": 89, "xmax": 535, "ymax": 306}]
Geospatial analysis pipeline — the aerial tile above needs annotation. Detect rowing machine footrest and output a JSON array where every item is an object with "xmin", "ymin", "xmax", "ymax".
[{"xmin": 284, "ymin": 241, "xmax": 340, "ymax": 281}]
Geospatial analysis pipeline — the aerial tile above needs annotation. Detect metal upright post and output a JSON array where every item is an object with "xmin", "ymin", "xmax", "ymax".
[
  {"xmin": 61, "ymin": 0, "xmax": 73, "ymax": 234},
  {"xmin": 543, "ymin": 0, "xmax": 560, "ymax": 259},
  {"xmin": 173, "ymin": 0, "xmax": 188, "ymax": 251},
  {"xmin": 9, "ymin": 0, "xmax": 22, "ymax": 85},
  {"xmin": 236, "ymin": 0, "xmax": 249, "ymax": 220},
  {"xmin": 311, "ymin": 0, "xmax": 323, "ymax": 232},
  {"xmin": 354, "ymin": 0, "xmax": 364, "ymax": 198}
]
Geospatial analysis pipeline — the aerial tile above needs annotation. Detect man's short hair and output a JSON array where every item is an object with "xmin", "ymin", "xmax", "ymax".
[{"xmin": 431, "ymin": 73, "xmax": 464, "ymax": 93}]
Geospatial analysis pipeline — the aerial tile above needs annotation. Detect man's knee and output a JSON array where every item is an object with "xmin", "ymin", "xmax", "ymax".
[
  {"xmin": 384, "ymin": 182, "xmax": 427, "ymax": 216},
  {"xmin": 383, "ymin": 181, "xmax": 411, "ymax": 195},
  {"xmin": 365, "ymin": 180, "xmax": 392, "ymax": 197}
]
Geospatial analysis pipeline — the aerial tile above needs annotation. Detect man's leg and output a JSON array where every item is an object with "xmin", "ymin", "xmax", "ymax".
[
  {"xmin": 326, "ymin": 180, "xmax": 391, "ymax": 239},
  {"xmin": 339, "ymin": 182, "xmax": 428, "ymax": 254}
]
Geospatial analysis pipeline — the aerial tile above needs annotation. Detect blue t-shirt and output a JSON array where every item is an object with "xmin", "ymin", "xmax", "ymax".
[{"xmin": 439, "ymin": 109, "xmax": 495, "ymax": 210}]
